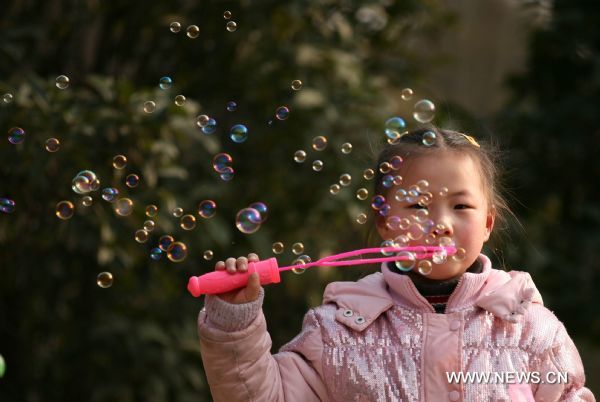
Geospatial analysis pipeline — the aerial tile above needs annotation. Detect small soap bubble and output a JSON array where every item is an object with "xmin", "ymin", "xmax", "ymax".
[
  {"xmin": 413, "ymin": 208, "xmax": 429, "ymax": 222},
  {"xmin": 248, "ymin": 202, "xmax": 268, "ymax": 223},
  {"xmin": 416, "ymin": 179, "xmax": 429, "ymax": 192},
  {"xmin": 81, "ymin": 196, "xmax": 93, "ymax": 207},
  {"xmin": 395, "ymin": 188, "xmax": 407, "ymax": 202},
  {"xmin": 172, "ymin": 207, "xmax": 183, "ymax": 218},
  {"xmin": 356, "ymin": 188, "xmax": 369, "ymax": 200},
  {"xmin": 329, "ymin": 184, "xmax": 341, "ymax": 195},
  {"xmin": 385, "ymin": 216, "xmax": 401, "ymax": 231},
  {"xmin": 341, "ymin": 142, "xmax": 353, "ymax": 154},
  {"xmin": 291, "ymin": 80, "xmax": 303, "ymax": 90},
  {"xmin": 174, "ymin": 95, "xmax": 186, "ymax": 106},
  {"xmin": 432, "ymin": 248, "xmax": 448, "ymax": 264},
  {"xmin": 363, "ymin": 168, "xmax": 375, "ymax": 180},
  {"xmin": 145, "ymin": 204, "xmax": 158, "ymax": 217},
  {"xmin": 380, "ymin": 239, "xmax": 396, "ymax": 256},
  {"xmin": 422, "ymin": 130, "xmax": 437, "ymax": 146},
  {"xmin": 0, "ymin": 198, "xmax": 16, "ymax": 213},
  {"xmin": 439, "ymin": 187, "xmax": 449, "ymax": 197},
  {"xmin": 229, "ymin": 124, "xmax": 248, "ymax": 143},
  {"xmin": 55, "ymin": 201, "xmax": 75, "ymax": 220},
  {"xmin": 356, "ymin": 213, "xmax": 368, "ymax": 224},
  {"xmin": 158, "ymin": 235, "xmax": 175, "ymax": 251},
  {"xmin": 8, "ymin": 127, "xmax": 25, "ymax": 145},
  {"xmin": 45, "ymin": 138, "xmax": 60, "ymax": 152},
  {"xmin": 2, "ymin": 93, "xmax": 13, "ymax": 103},
  {"xmin": 114, "ymin": 198, "xmax": 133, "ymax": 216},
  {"xmin": 167, "ymin": 242, "xmax": 188, "ymax": 262},
  {"xmin": 180, "ymin": 214, "xmax": 197, "ymax": 230},
  {"xmin": 379, "ymin": 203, "xmax": 391, "ymax": 217},
  {"xmin": 401, "ymin": 88, "xmax": 414, "ymax": 101},
  {"xmin": 291, "ymin": 255, "xmax": 311, "ymax": 275},
  {"xmin": 226, "ymin": 21, "xmax": 237, "ymax": 32},
  {"xmin": 275, "ymin": 106, "xmax": 290, "ymax": 120},
  {"xmin": 196, "ymin": 114, "xmax": 210, "ymax": 128},
  {"xmin": 393, "ymin": 175, "xmax": 403, "ymax": 186},
  {"xmin": 223, "ymin": 11, "xmax": 232, "ymax": 19},
  {"xmin": 382, "ymin": 174, "xmax": 394, "ymax": 188},
  {"xmin": 150, "ymin": 247, "xmax": 163, "ymax": 261},
  {"xmin": 312, "ymin": 160, "xmax": 324, "ymax": 172},
  {"xmin": 159, "ymin": 76, "xmax": 173, "ymax": 90},
  {"xmin": 235, "ymin": 208, "xmax": 262, "ymax": 234},
  {"xmin": 135, "ymin": 229, "xmax": 149, "ymax": 243},
  {"xmin": 339, "ymin": 173, "xmax": 351, "ymax": 187},
  {"xmin": 212, "ymin": 153, "xmax": 233, "ymax": 173},
  {"xmin": 102, "ymin": 187, "xmax": 119, "ymax": 202},
  {"xmin": 294, "ymin": 150, "xmax": 306, "ymax": 163},
  {"xmin": 390, "ymin": 155, "xmax": 403, "ymax": 170},
  {"xmin": 96, "ymin": 272, "xmax": 113, "ymax": 288},
  {"xmin": 143, "ymin": 101, "xmax": 156, "ymax": 113},
  {"xmin": 203, "ymin": 250, "xmax": 214, "ymax": 260},
  {"xmin": 55, "ymin": 75, "xmax": 70, "ymax": 89},
  {"xmin": 186, "ymin": 25, "xmax": 200, "ymax": 38},
  {"xmin": 202, "ymin": 118, "xmax": 217, "ymax": 134},
  {"xmin": 291, "ymin": 242, "xmax": 304, "ymax": 255},
  {"xmin": 71, "ymin": 170, "xmax": 100, "ymax": 194},
  {"xmin": 226, "ymin": 101, "xmax": 237, "ymax": 111},
  {"xmin": 272, "ymin": 242, "xmax": 284, "ymax": 254},
  {"xmin": 439, "ymin": 236, "xmax": 455, "ymax": 248},
  {"xmin": 198, "ymin": 200, "xmax": 217, "ymax": 218},
  {"xmin": 371, "ymin": 195, "xmax": 386, "ymax": 210},
  {"xmin": 451, "ymin": 247, "xmax": 467, "ymax": 261},
  {"xmin": 384, "ymin": 117, "xmax": 407, "ymax": 141},
  {"xmin": 125, "ymin": 174, "xmax": 140, "ymax": 188},
  {"xmin": 170, "ymin": 22, "xmax": 181, "ymax": 33},
  {"xmin": 417, "ymin": 260, "xmax": 433, "ymax": 275},
  {"xmin": 219, "ymin": 166, "xmax": 234, "ymax": 181},
  {"xmin": 312, "ymin": 136, "xmax": 328, "ymax": 151},
  {"xmin": 413, "ymin": 99, "xmax": 436, "ymax": 123},
  {"xmin": 395, "ymin": 251, "xmax": 416, "ymax": 271},
  {"xmin": 379, "ymin": 161, "xmax": 392, "ymax": 174},
  {"xmin": 143, "ymin": 220, "xmax": 155, "ymax": 231},
  {"xmin": 112, "ymin": 155, "xmax": 127, "ymax": 169}
]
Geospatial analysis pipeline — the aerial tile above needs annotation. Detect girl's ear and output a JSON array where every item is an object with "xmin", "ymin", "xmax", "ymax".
[{"xmin": 484, "ymin": 205, "xmax": 496, "ymax": 241}]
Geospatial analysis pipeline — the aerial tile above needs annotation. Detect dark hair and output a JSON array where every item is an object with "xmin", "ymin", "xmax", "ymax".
[{"xmin": 369, "ymin": 127, "xmax": 517, "ymax": 246}]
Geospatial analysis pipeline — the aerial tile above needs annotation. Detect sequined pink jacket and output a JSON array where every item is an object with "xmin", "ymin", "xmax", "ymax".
[{"xmin": 197, "ymin": 255, "xmax": 595, "ymax": 401}]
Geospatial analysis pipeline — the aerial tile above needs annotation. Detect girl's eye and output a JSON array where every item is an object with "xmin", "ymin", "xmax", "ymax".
[
  {"xmin": 409, "ymin": 204, "xmax": 427, "ymax": 209},
  {"xmin": 454, "ymin": 204, "xmax": 470, "ymax": 210}
]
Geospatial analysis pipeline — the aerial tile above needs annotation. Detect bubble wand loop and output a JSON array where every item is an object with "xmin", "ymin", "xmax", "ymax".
[{"xmin": 187, "ymin": 246, "xmax": 456, "ymax": 297}]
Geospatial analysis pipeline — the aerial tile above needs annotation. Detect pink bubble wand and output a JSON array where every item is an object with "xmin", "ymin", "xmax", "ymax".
[{"xmin": 187, "ymin": 246, "xmax": 456, "ymax": 297}]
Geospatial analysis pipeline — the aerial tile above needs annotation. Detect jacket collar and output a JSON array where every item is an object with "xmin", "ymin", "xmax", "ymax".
[{"xmin": 323, "ymin": 254, "xmax": 544, "ymax": 331}]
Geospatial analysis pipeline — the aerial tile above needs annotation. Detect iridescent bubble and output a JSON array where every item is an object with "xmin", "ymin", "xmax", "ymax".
[
  {"xmin": 55, "ymin": 75, "xmax": 70, "ymax": 89},
  {"xmin": 174, "ymin": 95, "xmax": 186, "ymax": 106},
  {"xmin": 125, "ymin": 174, "xmax": 140, "ymax": 188},
  {"xmin": 8, "ymin": 127, "xmax": 25, "ymax": 145},
  {"xmin": 413, "ymin": 208, "xmax": 429, "ymax": 223},
  {"xmin": 390, "ymin": 155, "xmax": 403, "ymax": 170},
  {"xmin": 226, "ymin": 21, "xmax": 237, "ymax": 32},
  {"xmin": 170, "ymin": 22, "xmax": 181, "ymax": 33},
  {"xmin": 114, "ymin": 198, "xmax": 133, "ymax": 216},
  {"xmin": 235, "ymin": 207, "xmax": 262, "ymax": 234},
  {"xmin": 379, "ymin": 161, "xmax": 392, "ymax": 174},
  {"xmin": 424, "ymin": 233, "xmax": 437, "ymax": 245},
  {"xmin": 102, "ymin": 187, "xmax": 119, "ymax": 202},
  {"xmin": 0, "ymin": 353, "xmax": 5, "ymax": 377},
  {"xmin": 196, "ymin": 114, "xmax": 210, "ymax": 128},
  {"xmin": 2, "ymin": 93, "xmax": 13, "ymax": 103},
  {"xmin": 172, "ymin": 207, "xmax": 183, "ymax": 218},
  {"xmin": 72, "ymin": 171, "xmax": 98, "ymax": 194},
  {"xmin": 150, "ymin": 247, "xmax": 163, "ymax": 261},
  {"xmin": 229, "ymin": 124, "xmax": 248, "ymax": 143},
  {"xmin": 202, "ymin": 118, "xmax": 217, "ymax": 134},
  {"xmin": 294, "ymin": 150, "xmax": 306, "ymax": 163},
  {"xmin": 356, "ymin": 188, "xmax": 369, "ymax": 200},
  {"xmin": 395, "ymin": 234, "xmax": 410, "ymax": 247},
  {"xmin": 248, "ymin": 202, "xmax": 268, "ymax": 223},
  {"xmin": 143, "ymin": 101, "xmax": 156, "ymax": 113},
  {"xmin": 378, "ymin": 203, "xmax": 391, "ymax": 217},
  {"xmin": 143, "ymin": 220, "xmax": 155, "ymax": 231},
  {"xmin": 312, "ymin": 136, "xmax": 328, "ymax": 151},
  {"xmin": 439, "ymin": 187, "xmax": 449, "ymax": 197},
  {"xmin": 158, "ymin": 235, "xmax": 174, "ymax": 251},
  {"xmin": 112, "ymin": 155, "xmax": 127, "ymax": 169},
  {"xmin": 401, "ymin": 88, "xmax": 413, "ymax": 101},
  {"xmin": 422, "ymin": 130, "xmax": 437, "ymax": 146},
  {"xmin": 382, "ymin": 174, "xmax": 394, "ymax": 188},
  {"xmin": 439, "ymin": 237, "xmax": 455, "ymax": 249},
  {"xmin": 413, "ymin": 99, "xmax": 436, "ymax": 123},
  {"xmin": 0, "ymin": 198, "xmax": 16, "ymax": 213},
  {"xmin": 384, "ymin": 117, "xmax": 407, "ymax": 141},
  {"xmin": 291, "ymin": 80, "xmax": 303, "ymax": 90},
  {"xmin": 55, "ymin": 201, "xmax": 75, "ymax": 220},
  {"xmin": 380, "ymin": 239, "xmax": 396, "ymax": 256},
  {"xmin": 145, "ymin": 204, "xmax": 158, "ymax": 217},
  {"xmin": 407, "ymin": 223, "xmax": 424, "ymax": 240},
  {"xmin": 81, "ymin": 196, "xmax": 93, "ymax": 207},
  {"xmin": 417, "ymin": 260, "xmax": 433, "ymax": 275},
  {"xmin": 180, "ymin": 214, "xmax": 197, "ymax": 230},
  {"xmin": 223, "ymin": 11, "xmax": 232, "ymax": 19},
  {"xmin": 451, "ymin": 247, "xmax": 467, "ymax": 261},
  {"xmin": 198, "ymin": 200, "xmax": 217, "ymax": 218},
  {"xmin": 291, "ymin": 255, "xmax": 311, "ymax": 275},
  {"xmin": 394, "ymin": 251, "xmax": 416, "ymax": 272},
  {"xmin": 167, "ymin": 242, "xmax": 188, "ymax": 262},
  {"xmin": 291, "ymin": 242, "xmax": 304, "ymax": 255},
  {"xmin": 432, "ymin": 248, "xmax": 448, "ymax": 264},
  {"xmin": 212, "ymin": 153, "xmax": 233, "ymax": 173},
  {"xmin": 329, "ymin": 184, "xmax": 341, "ymax": 195},
  {"xmin": 393, "ymin": 176, "xmax": 403, "ymax": 186},
  {"xmin": 312, "ymin": 160, "xmax": 323, "ymax": 172},
  {"xmin": 96, "ymin": 272, "xmax": 113, "ymax": 288},
  {"xmin": 416, "ymin": 180, "xmax": 429, "ymax": 192},
  {"xmin": 135, "ymin": 229, "xmax": 149, "ymax": 243},
  {"xmin": 371, "ymin": 195, "xmax": 386, "ymax": 210},
  {"xmin": 186, "ymin": 25, "xmax": 200, "ymax": 38},
  {"xmin": 275, "ymin": 106, "xmax": 290, "ymax": 120},
  {"xmin": 272, "ymin": 242, "xmax": 284, "ymax": 254},
  {"xmin": 394, "ymin": 188, "xmax": 407, "ymax": 202},
  {"xmin": 159, "ymin": 76, "xmax": 173, "ymax": 90},
  {"xmin": 356, "ymin": 213, "xmax": 368, "ymax": 224},
  {"xmin": 341, "ymin": 142, "xmax": 353, "ymax": 154},
  {"xmin": 226, "ymin": 101, "xmax": 237, "ymax": 112},
  {"xmin": 219, "ymin": 166, "xmax": 234, "ymax": 181},
  {"xmin": 45, "ymin": 138, "xmax": 60, "ymax": 152},
  {"xmin": 339, "ymin": 173, "xmax": 352, "ymax": 187},
  {"xmin": 363, "ymin": 168, "xmax": 375, "ymax": 180},
  {"xmin": 386, "ymin": 216, "xmax": 401, "ymax": 231}
]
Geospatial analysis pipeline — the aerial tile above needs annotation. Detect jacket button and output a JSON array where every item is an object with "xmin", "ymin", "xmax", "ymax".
[
  {"xmin": 355, "ymin": 316, "xmax": 365, "ymax": 325},
  {"xmin": 450, "ymin": 320, "xmax": 461, "ymax": 331},
  {"xmin": 449, "ymin": 390, "xmax": 460, "ymax": 401},
  {"xmin": 343, "ymin": 309, "xmax": 353, "ymax": 317}
]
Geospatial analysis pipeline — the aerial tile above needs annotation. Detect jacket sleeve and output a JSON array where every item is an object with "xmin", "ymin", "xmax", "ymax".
[
  {"xmin": 533, "ymin": 322, "xmax": 595, "ymax": 402},
  {"xmin": 198, "ymin": 293, "xmax": 329, "ymax": 402}
]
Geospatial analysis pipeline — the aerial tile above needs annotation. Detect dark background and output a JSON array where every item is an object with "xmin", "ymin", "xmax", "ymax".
[{"xmin": 0, "ymin": 0, "xmax": 598, "ymax": 400}]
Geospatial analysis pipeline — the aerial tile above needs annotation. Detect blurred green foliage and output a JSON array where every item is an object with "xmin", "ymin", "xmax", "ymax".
[{"xmin": 0, "ymin": 0, "xmax": 597, "ymax": 400}]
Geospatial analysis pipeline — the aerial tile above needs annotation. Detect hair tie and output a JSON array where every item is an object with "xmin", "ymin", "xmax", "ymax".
[{"xmin": 461, "ymin": 134, "xmax": 480, "ymax": 148}]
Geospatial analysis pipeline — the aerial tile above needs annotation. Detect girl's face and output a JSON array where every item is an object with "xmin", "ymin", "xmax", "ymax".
[{"xmin": 376, "ymin": 151, "xmax": 495, "ymax": 280}]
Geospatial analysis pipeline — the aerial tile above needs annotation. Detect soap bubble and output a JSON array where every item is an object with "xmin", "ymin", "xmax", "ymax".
[
  {"xmin": 422, "ymin": 130, "xmax": 436, "ymax": 146},
  {"xmin": 229, "ymin": 124, "xmax": 248, "ymax": 143},
  {"xmin": 112, "ymin": 155, "xmax": 127, "ymax": 169},
  {"xmin": 186, "ymin": 25, "xmax": 200, "ymax": 38},
  {"xmin": 275, "ymin": 106, "xmax": 290, "ymax": 120},
  {"xmin": 143, "ymin": 101, "xmax": 156, "ymax": 113},
  {"xmin": 72, "ymin": 171, "xmax": 99, "ymax": 194},
  {"xmin": 201, "ymin": 118, "xmax": 217, "ymax": 134},
  {"xmin": 390, "ymin": 155, "xmax": 403, "ymax": 170},
  {"xmin": 0, "ymin": 198, "xmax": 16, "ymax": 213},
  {"xmin": 451, "ymin": 247, "xmax": 467, "ymax": 261},
  {"xmin": 145, "ymin": 204, "xmax": 158, "ymax": 217},
  {"xmin": 291, "ymin": 80, "xmax": 303, "ymax": 90},
  {"xmin": 8, "ymin": 127, "xmax": 25, "ymax": 145},
  {"xmin": 329, "ymin": 184, "xmax": 340, "ymax": 195},
  {"xmin": 55, "ymin": 201, "xmax": 75, "ymax": 220},
  {"xmin": 439, "ymin": 187, "xmax": 449, "ymax": 197},
  {"xmin": 385, "ymin": 117, "xmax": 407, "ymax": 141},
  {"xmin": 170, "ymin": 22, "xmax": 181, "ymax": 33},
  {"xmin": 432, "ymin": 248, "xmax": 448, "ymax": 264},
  {"xmin": 356, "ymin": 213, "xmax": 368, "ymax": 224},
  {"xmin": 167, "ymin": 242, "xmax": 188, "ymax": 262},
  {"xmin": 55, "ymin": 75, "xmax": 70, "ymax": 89},
  {"xmin": 125, "ymin": 174, "xmax": 139, "ymax": 188},
  {"xmin": 363, "ymin": 169, "xmax": 375, "ymax": 180},
  {"xmin": 0, "ymin": 354, "xmax": 5, "ymax": 377},
  {"xmin": 291, "ymin": 255, "xmax": 311, "ymax": 274},
  {"xmin": 339, "ymin": 173, "xmax": 352, "ymax": 187},
  {"xmin": 371, "ymin": 195, "xmax": 386, "ymax": 210},
  {"xmin": 45, "ymin": 138, "xmax": 60, "ymax": 152},
  {"xmin": 379, "ymin": 162, "xmax": 392, "ymax": 174},
  {"xmin": 312, "ymin": 160, "xmax": 323, "ymax": 171},
  {"xmin": 135, "ymin": 229, "xmax": 149, "ymax": 243},
  {"xmin": 226, "ymin": 101, "xmax": 237, "ymax": 111},
  {"xmin": 291, "ymin": 242, "xmax": 304, "ymax": 255},
  {"xmin": 159, "ymin": 76, "xmax": 173, "ymax": 90},
  {"xmin": 180, "ymin": 214, "xmax": 197, "ymax": 230},
  {"xmin": 196, "ymin": 114, "xmax": 210, "ymax": 127},
  {"xmin": 80, "ymin": 196, "xmax": 93, "ymax": 207},
  {"xmin": 219, "ymin": 166, "xmax": 234, "ymax": 181},
  {"xmin": 2, "ymin": 93, "xmax": 13, "ymax": 103},
  {"xmin": 102, "ymin": 187, "xmax": 119, "ymax": 202},
  {"xmin": 380, "ymin": 239, "xmax": 396, "ymax": 256},
  {"xmin": 382, "ymin": 174, "xmax": 394, "ymax": 188},
  {"xmin": 341, "ymin": 142, "xmax": 353, "ymax": 154},
  {"xmin": 143, "ymin": 220, "xmax": 155, "ymax": 231},
  {"xmin": 172, "ymin": 207, "xmax": 183, "ymax": 218},
  {"xmin": 158, "ymin": 235, "xmax": 174, "ymax": 251},
  {"xmin": 235, "ymin": 208, "xmax": 262, "ymax": 234},
  {"xmin": 174, "ymin": 95, "xmax": 186, "ymax": 106},
  {"xmin": 150, "ymin": 247, "xmax": 163, "ymax": 261},
  {"xmin": 198, "ymin": 200, "xmax": 217, "ymax": 218},
  {"xmin": 226, "ymin": 21, "xmax": 237, "ymax": 32},
  {"xmin": 203, "ymin": 250, "xmax": 214, "ymax": 260},
  {"xmin": 312, "ymin": 136, "xmax": 328, "ymax": 151},
  {"xmin": 401, "ymin": 88, "xmax": 413, "ymax": 101},
  {"xmin": 356, "ymin": 188, "xmax": 369, "ymax": 200},
  {"xmin": 114, "ymin": 198, "xmax": 133, "ymax": 216},
  {"xmin": 248, "ymin": 202, "xmax": 268, "ymax": 223},
  {"xmin": 212, "ymin": 153, "xmax": 233, "ymax": 173},
  {"xmin": 272, "ymin": 242, "xmax": 284, "ymax": 254},
  {"xmin": 417, "ymin": 260, "xmax": 433, "ymax": 275},
  {"xmin": 96, "ymin": 272, "xmax": 113, "ymax": 288},
  {"xmin": 394, "ymin": 251, "xmax": 416, "ymax": 272},
  {"xmin": 413, "ymin": 99, "xmax": 436, "ymax": 123},
  {"xmin": 294, "ymin": 150, "xmax": 306, "ymax": 163},
  {"xmin": 223, "ymin": 11, "xmax": 232, "ymax": 19}
]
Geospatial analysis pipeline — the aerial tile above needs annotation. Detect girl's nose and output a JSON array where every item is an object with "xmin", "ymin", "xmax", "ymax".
[{"xmin": 433, "ymin": 221, "xmax": 453, "ymax": 236}]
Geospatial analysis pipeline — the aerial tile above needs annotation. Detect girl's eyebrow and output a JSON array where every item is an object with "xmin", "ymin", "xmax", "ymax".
[{"xmin": 447, "ymin": 190, "xmax": 473, "ymax": 198}]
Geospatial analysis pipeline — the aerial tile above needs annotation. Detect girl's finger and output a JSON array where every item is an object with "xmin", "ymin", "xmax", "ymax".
[
  {"xmin": 237, "ymin": 256, "xmax": 248, "ymax": 272},
  {"xmin": 215, "ymin": 261, "xmax": 226, "ymax": 271},
  {"xmin": 248, "ymin": 253, "xmax": 259, "ymax": 262},
  {"xmin": 225, "ymin": 257, "xmax": 236, "ymax": 273}
]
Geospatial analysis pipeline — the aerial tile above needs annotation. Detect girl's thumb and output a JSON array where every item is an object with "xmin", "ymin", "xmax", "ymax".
[{"xmin": 245, "ymin": 272, "xmax": 261, "ymax": 301}]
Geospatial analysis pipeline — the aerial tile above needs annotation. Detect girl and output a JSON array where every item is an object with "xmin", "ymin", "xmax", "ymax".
[{"xmin": 197, "ymin": 128, "xmax": 594, "ymax": 401}]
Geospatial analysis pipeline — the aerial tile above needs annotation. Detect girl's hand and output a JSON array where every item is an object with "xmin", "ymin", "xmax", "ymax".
[{"xmin": 214, "ymin": 253, "xmax": 261, "ymax": 304}]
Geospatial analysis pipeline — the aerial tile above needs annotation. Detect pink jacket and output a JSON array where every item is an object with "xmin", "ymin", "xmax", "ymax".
[{"xmin": 198, "ymin": 254, "xmax": 595, "ymax": 401}]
